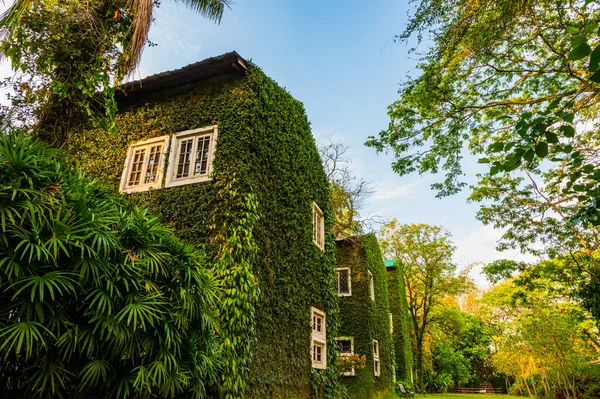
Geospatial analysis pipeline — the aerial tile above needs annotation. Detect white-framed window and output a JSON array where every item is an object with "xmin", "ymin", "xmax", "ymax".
[
  {"xmin": 337, "ymin": 336, "xmax": 355, "ymax": 377},
  {"xmin": 311, "ymin": 307, "xmax": 327, "ymax": 369},
  {"xmin": 119, "ymin": 136, "xmax": 170, "ymax": 193},
  {"xmin": 369, "ymin": 270, "xmax": 375, "ymax": 301},
  {"xmin": 312, "ymin": 202, "xmax": 325, "ymax": 250},
  {"xmin": 336, "ymin": 267, "xmax": 352, "ymax": 296},
  {"xmin": 165, "ymin": 126, "xmax": 218, "ymax": 188},
  {"xmin": 390, "ymin": 313, "xmax": 394, "ymax": 333},
  {"xmin": 373, "ymin": 339, "xmax": 380, "ymax": 377}
]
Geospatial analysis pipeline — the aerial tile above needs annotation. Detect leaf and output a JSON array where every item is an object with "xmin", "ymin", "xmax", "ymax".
[
  {"xmin": 503, "ymin": 160, "xmax": 521, "ymax": 172},
  {"xmin": 545, "ymin": 132, "xmax": 559, "ymax": 144},
  {"xmin": 569, "ymin": 42, "xmax": 591, "ymax": 61},
  {"xmin": 571, "ymin": 35, "xmax": 588, "ymax": 48},
  {"xmin": 488, "ymin": 142, "xmax": 505, "ymax": 153},
  {"xmin": 559, "ymin": 125, "xmax": 575, "ymax": 138},
  {"xmin": 523, "ymin": 149, "xmax": 535, "ymax": 163},
  {"xmin": 535, "ymin": 142, "xmax": 548, "ymax": 158},
  {"xmin": 589, "ymin": 44, "xmax": 600, "ymax": 72},
  {"xmin": 567, "ymin": 25, "xmax": 580, "ymax": 34},
  {"xmin": 590, "ymin": 69, "xmax": 600, "ymax": 83},
  {"xmin": 562, "ymin": 113, "xmax": 575, "ymax": 123},
  {"xmin": 478, "ymin": 157, "xmax": 491, "ymax": 164}
]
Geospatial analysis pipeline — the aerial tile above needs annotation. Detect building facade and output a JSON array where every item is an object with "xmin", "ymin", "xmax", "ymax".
[
  {"xmin": 68, "ymin": 52, "xmax": 341, "ymax": 399},
  {"xmin": 335, "ymin": 235, "xmax": 396, "ymax": 398}
]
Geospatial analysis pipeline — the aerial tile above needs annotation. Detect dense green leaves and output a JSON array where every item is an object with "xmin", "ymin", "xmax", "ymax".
[
  {"xmin": 68, "ymin": 65, "xmax": 343, "ymax": 399},
  {"xmin": 0, "ymin": 133, "xmax": 220, "ymax": 398},
  {"xmin": 368, "ymin": 1, "xmax": 600, "ymax": 319}
]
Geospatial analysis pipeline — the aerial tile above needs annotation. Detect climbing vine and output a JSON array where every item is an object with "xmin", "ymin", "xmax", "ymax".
[
  {"xmin": 335, "ymin": 234, "xmax": 396, "ymax": 398},
  {"xmin": 67, "ymin": 64, "xmax": 342, "ymax": 399}
]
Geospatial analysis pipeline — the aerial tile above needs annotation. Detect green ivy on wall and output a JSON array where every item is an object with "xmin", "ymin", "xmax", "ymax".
[
  {"xmin": 67, "ymin": 64, "xmax": 344, "ymax": 399},
  {"xmin": 387, "ymin": 264, "xmax": 413, "ymax": 383},
  {"xmin": 335, "ymin": 234, "xmax": 395, "ymax": 399}
]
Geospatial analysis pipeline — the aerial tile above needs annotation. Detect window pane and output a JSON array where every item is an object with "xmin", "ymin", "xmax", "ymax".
[
  {"xmin": 128, "ymin": 148, "xmax": 146, "ymax": 186},
  {"xmin": 144, "ymin": 145, "xmax": 162, "ymax": 184},
  {"xmin": 338, "ymin": 269, "xmax": 349, "ymax": 294},
  {"xmin": 194, "ymin": 136, "xmax": 211, "ymax": 176},
  {"xmin": 338, "ymin": 340, "xmax": 352, "ymax": 354},
  {"xmin": 176, "ymin": 139, "xmax": 193, "ymax": 178}
]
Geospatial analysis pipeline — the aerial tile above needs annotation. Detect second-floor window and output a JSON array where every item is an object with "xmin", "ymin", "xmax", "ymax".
[
  {"xmin": 120, "ymin": 136, "xmax": 169, "ymax": 193},
  {"xmin": 337, "ymin": 268, "xmax": 351, "ymax": 296},
  {"xmin": 166, "ymin": 126, "xmax": 218, "ymax": 188}
]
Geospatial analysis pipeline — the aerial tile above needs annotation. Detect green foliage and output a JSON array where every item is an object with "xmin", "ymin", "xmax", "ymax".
[
  {"xmin": 369, "ymin": 0, "xmax": 600, "ymax": 322},
  {"xmin": 336, "ymin": 234, "xmax": 395, "ymax": 398},
  {"xmin": 379, "ymin": 221, "xmax": 472, "ymax": 388},
  {"xmin": 0, "ymin": 0, "xmax": 125, "ymax": 145},
  {"xmin": 0, "ymin": 0, "xmax": 232, "ymax": 147},
  {"xmin": 386, "ymin": 264, "xmax": 413, "ymax": 382},
  {"xmin": 429, "ymin": 305, "xmax": 494, "ymax": 390},
  {"xmin": 68, "ymin": 65, "xmax": 343, "ymax": 399},
  {"xmin": 480, "ymin": 276, "xmax": 600, "ymax": 398},
  {"xmin": 0, "ymin": 132, "xmax": 220, "ymax": 398}
]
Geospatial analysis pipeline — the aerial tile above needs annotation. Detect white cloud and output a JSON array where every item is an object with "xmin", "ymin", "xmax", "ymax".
[
  {"xmin": 372, "ymin": 182, "xmax": 418, "ymax": 200},
  {"xmin": 452, "ymin": 224, "xmax": 538, "ymax": 288}
]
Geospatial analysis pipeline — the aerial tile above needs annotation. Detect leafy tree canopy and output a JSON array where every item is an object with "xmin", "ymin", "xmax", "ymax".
[
  {"xmin": 480, "ymin": 275, "xmax": 600, "ymax": 398},
  {"xmin": 368, "ymin": 0, "xmax": 600, "ymax": 297},
  {"xmin": 0, "ymin": 0, "xmax": 230, "ymax": 146},
  {"xmin": 0, "ymin": 133, "xmax": 220, "ymax": 398}
]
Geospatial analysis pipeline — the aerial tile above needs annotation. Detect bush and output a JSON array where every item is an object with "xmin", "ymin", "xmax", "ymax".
[{"xmin": 0, "ymin": 133, "xmax": 220, "ymax": 398}]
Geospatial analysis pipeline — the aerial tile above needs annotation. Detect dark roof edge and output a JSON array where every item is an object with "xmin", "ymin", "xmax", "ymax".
[{"xmin": 115, "ymin": 51, "xmax": 248, "ymax": 103}]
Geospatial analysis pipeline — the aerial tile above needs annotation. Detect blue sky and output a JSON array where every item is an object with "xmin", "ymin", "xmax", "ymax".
[
  {"xmin": 1, "ymin": 0, "xmax": 535, "ymax": 285},
  {"xmin": 134, "ymin": 0, "xmax": 537, "ymax": 285}
]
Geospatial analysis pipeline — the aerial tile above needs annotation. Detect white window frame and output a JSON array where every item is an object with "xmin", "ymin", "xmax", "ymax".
[
  {"xmin": 311, "ymin": 307, "xmax": 327, "ymax": 369},
  {"xmin": 165, "ymin": 125, "xmax": 218, "ymax": 188},
  {"xmin": 336, "ymin": 267, "xmax": 352, "ymax": 296},
  {"xmin": 373, "ymin": 339, "xmax": 380, "ymax": 377},
  {"xmin": 369, "ymin": 270, "xmax": 375, "ymax": 301},
  {"xmin": 312, "ymin": 202, "xmax": 325, "ymax": 250},
  {"xmin": 337, "ymin": 336, "xmax": 355, "ymax": 377},
  {"xmin": 119, "ymin": 135, "xmax": 170, "ymax": 194}
]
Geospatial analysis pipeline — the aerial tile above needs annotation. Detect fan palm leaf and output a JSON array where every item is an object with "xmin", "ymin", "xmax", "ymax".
[{"xmin": 119, "ymin": 0, "xmax": 230, "ymax": 80}]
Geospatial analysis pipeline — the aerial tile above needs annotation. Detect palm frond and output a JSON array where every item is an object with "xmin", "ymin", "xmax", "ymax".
[
  {"xmin": 118, "ymin": 0, "xmax": 154, "ymax": 82},
  {"xmin": 176, "ymin": 0, "xmax": 231, "ymax": 22},
  {"xmin": 0, "ymin": 321, "xmax": 52, "ymax": 360}
]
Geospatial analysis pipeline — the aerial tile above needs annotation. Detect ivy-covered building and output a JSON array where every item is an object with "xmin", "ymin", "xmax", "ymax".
[
  {"xmin": 385, "ymin": 260, "xmax": 414, "ymax": 384},
  {"xmin": 334, "ymin": 234, "xmax": 396, "ymax": 398},
  {"xmin": 68, "ymin": 52, "xmax": 342, "ymax": 399}
]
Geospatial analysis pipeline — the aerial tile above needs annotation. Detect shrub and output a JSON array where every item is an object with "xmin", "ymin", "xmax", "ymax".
[{"xmin": 0, "ymin": 133, "xmax": 220, "ymax": 398}]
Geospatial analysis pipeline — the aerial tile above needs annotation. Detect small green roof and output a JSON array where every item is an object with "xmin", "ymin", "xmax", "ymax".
[{"xmin": 384, "ymin": 259, "xmax": 397, "ymax": 268}]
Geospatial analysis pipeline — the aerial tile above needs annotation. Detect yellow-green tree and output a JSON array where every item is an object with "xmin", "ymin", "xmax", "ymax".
[{"xmin": 379, "ymin": 220, "xmax": 472, "ymax": 388}]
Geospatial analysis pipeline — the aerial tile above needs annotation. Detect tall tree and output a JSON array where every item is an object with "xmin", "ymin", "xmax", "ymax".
[
  {"xmin": 367, "ymin": 0, "xmax": 600, "ymax": 314},
  {"xmin": 379, "ymin": 220, "xmax": 471, "ymax": 387},
  {"xmin": 0, "ymin": 0, "xmax": 230, "ymax": 146}
]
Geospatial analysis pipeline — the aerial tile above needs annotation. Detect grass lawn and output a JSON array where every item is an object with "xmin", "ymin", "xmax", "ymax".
[
  {"xmin": 382, "ymin": 394, "xmax": 522, "ymax": 399},
  {"xmin": 427, "ymin": 395, "xmax": 522, "ymax": 399}
]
